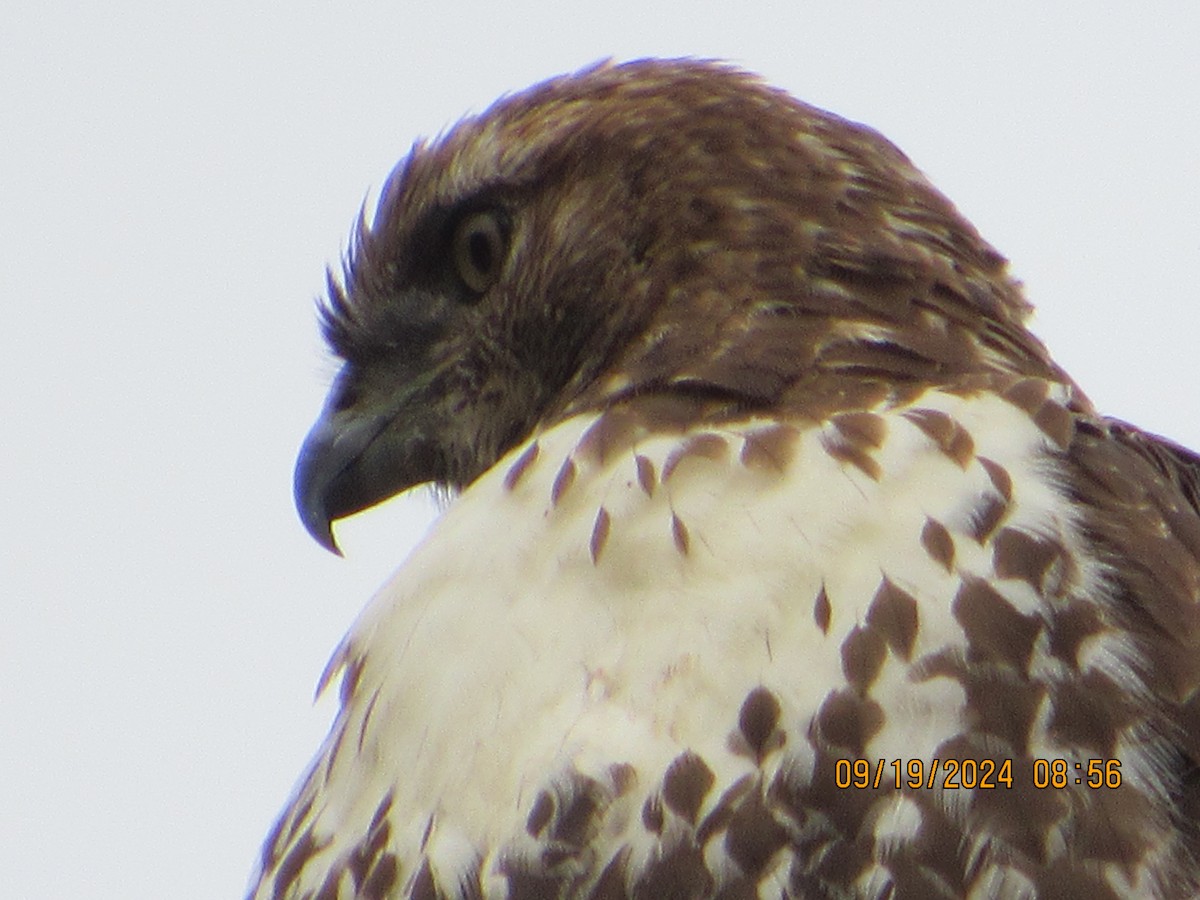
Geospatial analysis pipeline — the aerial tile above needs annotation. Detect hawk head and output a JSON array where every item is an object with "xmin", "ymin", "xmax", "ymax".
[{"xmin": 295, "ymin": 58, "xmax": 1062, "ymax": 552}]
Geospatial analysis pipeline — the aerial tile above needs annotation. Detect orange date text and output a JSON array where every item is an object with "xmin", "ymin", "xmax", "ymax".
[
  {"xmin": 835, "ymin": 758, "xmax": 1013, "ymax": 790},
  {"xmin": 834, "ymin": 758, "xmax": 1124, "ymax": 790}
]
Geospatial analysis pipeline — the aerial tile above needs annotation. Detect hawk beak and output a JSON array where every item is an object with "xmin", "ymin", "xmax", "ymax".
[{"xmin": 294, "ymin": 403, "xmax": 396, "ymax": 556}]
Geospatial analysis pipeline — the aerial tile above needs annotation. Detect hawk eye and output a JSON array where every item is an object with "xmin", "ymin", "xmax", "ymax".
[{"xmin": 451, "ymin": 209, "xmax": 507, "ymax": 295}]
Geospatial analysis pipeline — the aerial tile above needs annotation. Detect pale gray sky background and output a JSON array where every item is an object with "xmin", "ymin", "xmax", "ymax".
[{"xmin": 3, "ymin": 3, "xmax": 1198, "ymax": 897}]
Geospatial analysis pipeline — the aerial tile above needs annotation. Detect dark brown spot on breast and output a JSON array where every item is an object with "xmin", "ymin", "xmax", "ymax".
[
  {"xmin": 590, "ymin": 506, "xmax": 611, "ymax": 564},
  {"xmin": 662, "ymin": 751, "xmax": 716, "ymax": 823},
  {"xmin": 588, "ymin": 847, "xmax": 631, "ymax": 900},
  {"xmin": 952, "ymin": 578, "xmax": 1042, "ymax": 672},
  {"xmin": 503, "ymin": 441, "xmax": 540, "ymax": 491},
  {"xmin": 355, "ymin": 692, "xmax": 384, "ymax": 756},
  {"xmin": 832, "ymin": 411, "xmax": 887, "ymax": 448},
  {"xmin": 526, "ymin": 790, "xmax": 554, "ymax": 837},
  {"xmin": 928, "ymin": 648, "xmax": 1043, "ymax": 752},
  {"xmin": 275, "ymin": 795, "xmax": 315, "ymax": 859},
  {"xmin": 697, "ymin": 774, "xmax": 753, "ymax": 844},
  {"xmin": 813, "ymin": 586, "xmax": 832, "ymax": 634},
  {"xmin": 840, "ymin": 625, "xmax": 887, "ymax": 691},
  {"xmin": 349, "ymin": 794, "xmax": 394, "ymax": 892},
  {"xmin": 662, "ymin": 433, "xmax": 730, "ymax": 482},
  {"xmin": 608, "ymin": 763, "xmax": 637, "ymax": 797},
  {"xmin": 907, "ymin": 645, "xmax": 963, "ymax": 682},
  {"xmin": 967, "ymin": 491, "xmax": 1008, "ymax": 543},
  {"xmin": 577, "ymin": 408, "xmax": 640, "ymax": 465},
  {"xmin": 362, "ymin": 853, "xmax": 398, "ymax": 898},
  {"xmin": 866, "ymin": 579, "xmax": 920, "ymax": 659},
  {"xmin": 737, "ymin": 687, "xmax": 783, "ymax": 761},
  {"xmin": 903, "ymin": 407, "xmax": 954, "ymax": 443},
  {"xmin": 407, "ymin": 857, "xmax": 436, "ymax": 900},
  {"xmin": 275, "ymin": 829, "xmax": 325, "ymax": 897},
  {"xmin": 505, "ymin": 868, "xmax": 568, "ymax": 900},
  {"xmin": 977, "ymin": 456, "xmax": 1013, "ymax": 500},
  {"xmin": 992, "ymin": 527, "xmax": 1065, "ymax": 591},
  {"xmin": 339, "ymin": 654, "xmax": 365, "ymax": 704},
  {"xmin": 921, "ymin": 517, "xmax": 955, "ymax": 573},
  {"xmin": 641, "ymin": 795, "xmax": 664, "ymax": 833},
  {"xmin": 820, "ymin": 431, "xmax": 882, "ymax": 481},
  {"xmin": 740, "ymin": 423, "xmax": 799, "ymax": 472},
  {"xmin": 550, "ymin": 775, "xmax": 604, "ymax": 847},
  {"xmin": 903, "ymin": 407, "xmax": 975, "ymax": 467},
  {"xmin": 671, "ymin": 513, "xmax": 690, "ymax": 556},
  {"xmin": 419, "ymin": 813, "xmax": 434, "ymax": 853},
  {"xmin": 551, "ymin": 457, "xmax": 576, "ymax": 506},
  {"xmin": 323, "ymin": 728, "xmax": 348, "ymax": 783},
  {"xmin": 963, "ymin": 668, "xmax": 1046, "ymax": 753},
  {"xmin": 813, "ymin": 689, "xmax": 885, "ymax": 754},
  {"xmin": 959, "ymin": 751, "xmax": 1069, "ymax": 862},
  {"xmin": 631, "ymin": 842, "xmax": 713, "ymax": 899},
  {"xmin": 370, "ymin": 791, "xmax": 394, "ymax": 833},
  {"xmin": 770, "ymin": 750, "xmax": 877, "ymax": 856},
  {"xmin": 723, "ymin": 791, "xmax": 789, "ymax": 878},
  {"xmin": 635, "ymin": 454, "xmax": 656, "ymax": 496}
]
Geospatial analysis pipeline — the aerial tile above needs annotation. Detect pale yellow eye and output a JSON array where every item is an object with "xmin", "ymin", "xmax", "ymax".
[{"xmin": 452, "ymin": 210, "xmax": 506, "ymax": 294}]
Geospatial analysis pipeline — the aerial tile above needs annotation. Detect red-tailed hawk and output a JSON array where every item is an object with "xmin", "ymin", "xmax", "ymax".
[{"xmin": 250, "ymin": 60, "xmax": 1200, "ymax": 899}]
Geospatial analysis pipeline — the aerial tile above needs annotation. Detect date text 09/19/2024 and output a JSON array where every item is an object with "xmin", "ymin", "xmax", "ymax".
[{"xmin": 834, "ymin": 758, "xmax": 1123, "ymax": 791}]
